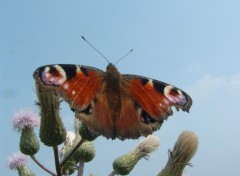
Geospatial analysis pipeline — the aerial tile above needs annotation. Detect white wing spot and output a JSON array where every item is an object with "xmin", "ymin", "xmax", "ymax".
[
  {"xmin": 63, "ymin": 83, "xmax": 69, "ymax": 90},
  {"xmin": 76, "ymin": 65, "xmax": 81, "ymax": 73},
  {"xmin": 54, "ymin": 65, "xmax": 67, "ymax": 85},
  {"xmin": 164, "ymin": 85, "xmax": 174, "ymax": 95},
  {"xmin": 148, "ymin": 79, "xmax": 153, "ymax": 86},
  {"xmin": 164, "ymin": 85, "xmax": 178, "ymax": 103},
  {"xmin": 178, "ymin": 89, "xmax": 183, "ymax": 96},
  {"xmin": 145, "ymin": 79, "xmax": 153, "ymax": 90}
]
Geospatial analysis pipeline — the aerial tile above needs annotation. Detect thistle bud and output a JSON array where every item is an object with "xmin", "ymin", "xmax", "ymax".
[
  {"xmin": 75, "ymin": 119, "xmax": 99, "ymax": 141},
  {"xmin": 113, "ymin": 135, "xmax": 160, "ymax": 175},
  {"xmin": 13, "ymin": 108, "xmax": 40, "ymax": 155},
  {"xmin": 8, "ymin": 152, "xmax": 35, "ymax": 176},
  {"xmin": 20, "ymin": 128, "xmax": 39, "ymax": 156},
  {"xmin": 35, "ymin": 83, "xmax": 66, "ymax": 146},
  {"xmin": 158, "ymin": 131, "xmax": 199, "ymax": 176},
  {"xmin": 72, "ymin": 138, "xmax": 95, "ymax": 162},
  {"xmin": 61, "ymin": 161, "xmax": 77, "ymax": 175}
]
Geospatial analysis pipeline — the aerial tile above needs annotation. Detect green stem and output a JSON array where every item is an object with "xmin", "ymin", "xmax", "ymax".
[
  {"xmin": 77, "ymin": 159, "xmax": 84, "ymax": 176},
  {"xmin": 53, "ymin": 146, "xmax": 62, "ymax": 176},
  {"xmin": 108, "ymin": 171, "xmax": 116, "ymax": 176}
]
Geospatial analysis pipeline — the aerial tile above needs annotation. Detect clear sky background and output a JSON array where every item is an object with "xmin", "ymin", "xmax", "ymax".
[{"xmin": 1, "ymin": 1, "xmax": 240, "ymax": 176}]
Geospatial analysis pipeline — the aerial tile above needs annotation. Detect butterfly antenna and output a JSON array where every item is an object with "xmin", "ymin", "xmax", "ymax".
[
  {"xmin": 114, "ymin": 49, "xmax": 133, "ymax": 65},
  {"xmin": 81, "ymin": 36, "xmax": 110, "ymax": 63}
]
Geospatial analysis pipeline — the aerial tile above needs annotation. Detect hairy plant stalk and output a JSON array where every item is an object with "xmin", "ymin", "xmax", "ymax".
[
  {"xmin": 53, "ymin": 146, "xmax": 62, "ymax": 176},
  {"xmin": 77, "ymin": 160, "xmax": 84, "ymax": 176},
  {"xmin": 108, "ymin": 170, "xmax": 116, "ymax": 176},
  {"xmin": 31, "ymin": 155, "xmax": 56, "ymax": 176},
  {"xmin": 60, "ymin": 139, "xmax": 85, "ymax": 167}
]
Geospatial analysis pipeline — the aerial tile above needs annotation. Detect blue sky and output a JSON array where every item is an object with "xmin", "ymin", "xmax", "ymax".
[{"xmin": 1, "ymin": 0, "xmax": 240, "ymax": 175}]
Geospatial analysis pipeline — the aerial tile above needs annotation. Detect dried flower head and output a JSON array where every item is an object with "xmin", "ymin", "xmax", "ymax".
[
  {"xmin": 157, "ymin": 131, "xmax": 198, "ymax": 176},
  {"xmin": 60, "ymin": 131, "xmax": 76, "ymax": 158},
  {"xmin": 64, "ymin": 131, "xmax": 76, "ymax": 147},
  {"xmin": 8, "ymin": 152, "xmax": 28, "ymax": 170},
  {"xmin": 12, "ymin": 108, "xmax": 39, "ymax": 133},
  {"xmin": 136, "ymin": 135, "xmax": 160, "ymax": 155},
  {"xmin": 113, "ymin": 135, "xmax": 160, "ymax": 175}
]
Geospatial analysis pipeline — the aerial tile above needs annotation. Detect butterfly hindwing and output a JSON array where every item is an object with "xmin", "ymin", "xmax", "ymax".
[{"xmin": 116, "ymin": 91, "xmax": 163, "ymax": 139}]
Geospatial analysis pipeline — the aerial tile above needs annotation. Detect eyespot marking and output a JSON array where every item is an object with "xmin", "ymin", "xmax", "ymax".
[
  {"xmin": 41, "ymin": 65, "xmax": 67, "ymax": 86},
  {"xmin": 164, "ymin": 85, "xmax": 186, "ymax": 105}
]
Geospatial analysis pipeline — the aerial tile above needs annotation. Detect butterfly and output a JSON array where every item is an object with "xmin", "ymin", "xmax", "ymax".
[{"xmin": 33, "ymin": 63, "xmax": 192, "ymax": 140}]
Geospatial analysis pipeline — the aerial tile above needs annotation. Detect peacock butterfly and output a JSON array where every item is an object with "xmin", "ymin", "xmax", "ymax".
[{"xmin": 33, "ymin": 63, "xmax": 192, "ymax": 140}]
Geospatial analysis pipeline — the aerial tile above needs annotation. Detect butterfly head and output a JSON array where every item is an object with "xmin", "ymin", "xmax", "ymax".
[{"xmin": 106, "ymin": 63, "xmax": 121, "ymax": 82}]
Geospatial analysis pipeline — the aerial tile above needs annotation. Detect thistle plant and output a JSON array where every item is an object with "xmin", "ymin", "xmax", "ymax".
[
  {"xmin": 7, "ymin": 82, "xmax": 198, "ymax": 176},
  {"xmin": 9, "ymin": 107, "xmax": 199, "ymax": 176}
]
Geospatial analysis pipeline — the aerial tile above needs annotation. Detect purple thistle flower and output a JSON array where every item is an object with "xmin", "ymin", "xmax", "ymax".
[
  {"xmin": 12, "ymin": 108, "xmax": 40, "ymax": 133},
  {"xmin": 8, "ymin": 152, "xmax": 28, "ymax": 170}
]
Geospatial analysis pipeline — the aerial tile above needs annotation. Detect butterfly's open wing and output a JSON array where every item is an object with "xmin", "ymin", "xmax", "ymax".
[
  {"xmin": 34, "ymin": 64, "xmax": 117, "ymax": 138},
  {"xmin": 115, "ymin": 74, "xmax": 192, "ymax": 139},
  {"xmin": 125, "ymin": 75, "xmax": 192, "ymax": 116},
  {"xmin": 33, "ymin": 64, "xmax": 104, "ymax": 110}
]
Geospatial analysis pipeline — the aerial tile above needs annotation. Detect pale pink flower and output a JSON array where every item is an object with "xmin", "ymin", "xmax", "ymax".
[
  {"xmin": 12, "ymin": 108, "xmax": 39, "ymax": 133},
  {"xmin": 8, "ymin": 152, "xmax": 28, "ymax": 170}
]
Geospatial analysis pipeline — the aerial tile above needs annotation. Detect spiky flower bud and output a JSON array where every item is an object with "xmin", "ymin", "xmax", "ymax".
[
  {"xmin": 20, "ymin": 128, "xmax": 39, "ymax": 156},
  {"xmin": 75, "ymin": 119, "xmax": 99, "ymax": 141},
  {"xmin": 8, "ymin": 152, "xmax": 35, "ymax": 176},
  {"xmin": 60, "ymin": 132, "xmax": 95, "ymax": 175},
  {"xmin": 72, "ymin": 136, "xmax": 95, "ymax": 162},
  {"xmin": 35, "ymin": 83, "xmax": 66, "ymax": 146},
  {"xmin": 158, "ymin": 131, "xmax": 199, "ymax": 176},
  {"xmin": 113, "ymin": 135, "xmax": 160, "ymax": 175},
  {"xmin": 61, "ymin": 161, "xmax": 77, "ymax": 175},
  {"xmin": 13, "ymin": 108, "xmax": 40, "ymax": 155}
]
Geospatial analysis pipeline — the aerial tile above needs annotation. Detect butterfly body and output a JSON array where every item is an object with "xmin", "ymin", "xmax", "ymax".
[{"xmin": 34, "ymin": 63, "xmax": 192, "ymax": 140}]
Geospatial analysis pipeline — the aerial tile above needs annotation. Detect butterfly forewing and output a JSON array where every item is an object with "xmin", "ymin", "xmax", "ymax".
[
  {"xmin": 123, "ymin": 74, "xmax": 192, "ymax": 120},
  {"xmin": 34, "ymin": 64, "xmax": 104, "ymax": 110}
]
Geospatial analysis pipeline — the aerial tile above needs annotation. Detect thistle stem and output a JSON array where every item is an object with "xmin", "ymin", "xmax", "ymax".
[
  {"xmin": 60, "ymin": 139, "xmax": 85, "ymax": 167},
  {"xmin": 107, "ymin": 171, "xmax": 116, "ymax": 176},
  {"xmin": 31, "ymin": 155, "xmax": 57, "ymax": 176},
  {"xmin": 77, "ymin": 159, "xmax": 84, "ymax": 176},
  {"xmin": 53, "ymin": 146, "xmax": 62, "ymax": 176}
]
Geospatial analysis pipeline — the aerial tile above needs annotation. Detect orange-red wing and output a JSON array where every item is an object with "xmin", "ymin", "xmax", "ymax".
[
  {"xmin": 123, "ymin": 75, "xmax": 192, "ymax": 120},
  {"xmin": 116, "ymin": 94, "xmax": 162, "ymax": 139},
  {"xmin": 75, "ymin": 91, "xmax": 115, "ymax": 138},
  {"xmin": 33, "ymin": 64, "xmax": 104, "ymax": 110}
]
